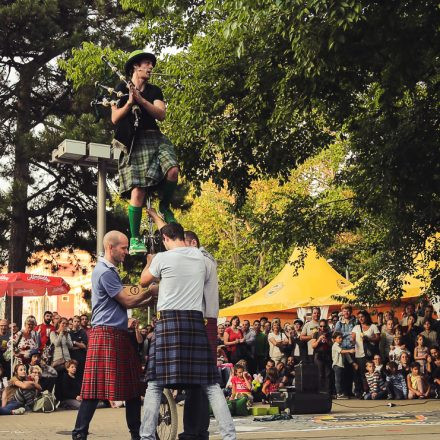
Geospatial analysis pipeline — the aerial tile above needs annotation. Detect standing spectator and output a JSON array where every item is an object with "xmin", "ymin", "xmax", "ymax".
[
  {"xmin": 268, "ymin": 321, "xmax": 289, "ymax": 365},
  {"xmin": 70, "ymin": 316, "xmax": 88, "ymax": 381},
  {"xmin": 334, "ymin": 305, "xmax": 357, "ymax": 395},
  {"xmin": 414, "ymin": 335, "xmax": 429, "ymax": 373},
  {"xmin": 420, "ymin": 319, "xmax": 438, "ymax": 348},
  {"xmin": 8, "ymin": 316, "xmax": 40, "ymax": 366},
  {"xmin": 376, "ymin": 312, "xmax": 384, "ymax": 331},
  {"xmin": 253, "ymin": 320, "xmax": 269, "ymax": 372},
  {"xmin": 290, "ymin": 319, "xmax": 306, "ymax": 364},
  {"xmin": 407, "ymin": 362, "xmax": 430, "ymax": 399},
  {"xmin": 379, "ymin": 319, "xmax": 395, "ymax": 361},
  {"xmin": 217, "ymin": 324, "xmax": 226, "ymax": 347},
  {"xmin": 60, "ymin": 360, "xmax": 82, "ymax": 409},
  {"xmin": 400, "ymin": 303, "xmax": 416, "ymax": 327},
  {"xmin": 50, "ymin": 317, "xmax": 73, "ymax": 372},
  {"xmin": 80, "ymin": 314, "xmax": 92, "ymax": 337},
  {"xmin": 0, "ymin": 319, "xmax": 9, "ymax": 375},
  {"xmin": 260, "ymin": 317, "xmax": 268, "ymax": 329},
  {"xmin": 329, "ymin": 312, "xmax": 339, "ymax": 332},
  {"xmin": 263, "ymin": 321, "xmax": 271, "ymax": 335},
  {"xmin": 242, "ymin": 320, "xmax": 256, "ymax": 372},
  {"xmin": 311, "ymin": 319, "xmax": 332, "ymax": 391},
  {"xmin": 352, "ymin": 310, "xmax": 380, "ymax": 397},
  {"xmin": 364, "ymin": 360, "xmax": 387, "ymax": 400},
  {"xmin": 385, "ymin": 361, "xmax": 407, "ymax": 399},
  {"xmin": 52, "ymin": 312, "xmax": 61, "ymax": 328},
  {"xmin": 224, "ymin": 316, "xmax": 245, "ymax": 364},
  {"xmin": 416, "ymin": 305, "xmax": 437, "ymax": 330},
  {"xmin": 332, "ymin": 331, "xmax": 355, "ymax": 399},
  {"xmin": 300, "ymin": 307, "xmax": 321, "ymax": 362},
  {"xmin": 35, "ymin": 311, "xmax": 55, "ymax": 361},
  {"xmin": 405, "ymin": 314, "xmax": 419, "ymax": 354},
  {"xmin": 224, "ymin": 320, "xmax": 231, "ymax": 328}
]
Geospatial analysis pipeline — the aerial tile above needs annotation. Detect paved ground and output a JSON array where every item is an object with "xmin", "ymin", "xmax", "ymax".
[{"xmin": 1, "ymin": 399, "xmax": 440, "ymax": 440}]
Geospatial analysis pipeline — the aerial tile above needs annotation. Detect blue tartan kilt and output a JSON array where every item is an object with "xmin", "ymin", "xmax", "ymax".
[{"xmin": 146, "ymin": 310, "xmax": 219, "ymax": 388}]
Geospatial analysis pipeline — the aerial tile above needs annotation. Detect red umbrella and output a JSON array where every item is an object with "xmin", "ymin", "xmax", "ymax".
[
  {"xmin": 0, "ymin": 272, "xmax": 70, "ymax": 373},
  {"xmin": 0, "ymin": 272, "xmax": 70, "ymax": 297}
]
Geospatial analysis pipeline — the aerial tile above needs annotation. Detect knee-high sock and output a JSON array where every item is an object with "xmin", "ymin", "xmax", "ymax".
[
  {"xmin": 128, "ymin": 205, "xmax": 142, "ymax": 238},
  {"xmin": 159, "ymin": 179, "xmax": 177, "ymax": 210}
]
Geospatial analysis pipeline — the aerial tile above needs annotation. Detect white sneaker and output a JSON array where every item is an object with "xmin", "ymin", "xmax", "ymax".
[{"xmin": 12, "ymin": 407, "xmax": 26, "ymax": 415}]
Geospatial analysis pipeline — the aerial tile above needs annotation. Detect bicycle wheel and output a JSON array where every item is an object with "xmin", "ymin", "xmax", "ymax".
[{"xmin": 156, "ymin": 388, "xmax": 178, "ymax": 440}]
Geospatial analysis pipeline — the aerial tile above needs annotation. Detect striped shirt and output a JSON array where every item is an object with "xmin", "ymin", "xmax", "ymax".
[{"xmin": 365, "ymin": 371, "xmax": 386, "ymax": 393}]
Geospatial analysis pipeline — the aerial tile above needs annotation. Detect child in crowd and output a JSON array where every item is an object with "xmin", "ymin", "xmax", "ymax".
[
  {"xmin": 230, "ymin": 364, "xmax": 253, "ymax": 405},
  {"xmin": 60, "ymin": 359, "xmax": 82, "ymax": 410},
  {"xmin": 389, "ymin": 336, "xmax": 409, "ymax": 366},
  {"xmin": 373, "ymin": 354, "xmax": 386, "ymax": 380},
  {"xmin": 407, "ymin": 362, "xmax": 430, "ymax": 399},
  {"xmin": 386, "ymin": 361, "xmax": 407, "ymax": 399},
  {"xmin": 399, "ymin": 351, "xmax": 412, "ymax": 376},
  {"xmin": 332, "ymin": 332, "xmax": 355, "ymax": 399},
  {"xmin": 414, "ymin": 335, "xmax": 429, "ymax": 373},
  {"xmin": 262, "ymin": 367, "xmax": 280, "ymax": 400},
  {"xmin": 235, "ymin": 359, "xmax": 253, "ymax": 383},
  {"xmin": 364, "ymin": 360, "xmax": 387, "ymax": 400}
]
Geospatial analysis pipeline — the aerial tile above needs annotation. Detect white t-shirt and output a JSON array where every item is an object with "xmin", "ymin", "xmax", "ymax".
[
  {"xmin": 301, "ymin": 320, "xmax": 320, "ymax": 355},
  {"xmin": 200, "ymin": 247, "xmax": 219, "ymax": 319},
  {"xmin": 352, "ymin": 324, "xmax": 379, "ymax": 358},
  {"xmin": 149, "ymin": 247, "xmax": 206, "ymax": 312},
  {"xmin": 268, "ymin": 331, "xmax": 288, "ymax": 361},
  {"xmin": 332, "ymin": 342, "xmax": 344, "ymax": 368}
]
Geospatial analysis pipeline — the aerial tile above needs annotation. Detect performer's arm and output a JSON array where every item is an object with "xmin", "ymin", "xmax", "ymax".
[
  {"xmin": 114, "ymin": 286, "xmax": 156, "ymax": 309},
  {"xmin": 147, "ymin": 208, "xmax": 166, "ymax": 230},
  {"xmin": 132, "ymin": 86, "xmax": 166, "ymax": 121},
  {"xmin": 111, "ymin": 88, "xmax": 134, "ymax": 125}
]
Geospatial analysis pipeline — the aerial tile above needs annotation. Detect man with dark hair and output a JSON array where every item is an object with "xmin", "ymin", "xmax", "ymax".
[
  {"xmin": 111, "ymin": 50, "xmax": 179, "ymax": 255},
  {"xmin": 253, "ymin": 320, "xmax": 269, "ymax": 372},
  {"xmin": 300, "ymin": 307, "xmax": 321, "ymax": 362},
  {"xmin": 139, "ymin": 217, "xmax": 235, "ymax": 440}
]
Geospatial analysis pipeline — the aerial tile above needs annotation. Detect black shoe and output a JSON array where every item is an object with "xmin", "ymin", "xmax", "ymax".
[
  {"xmin": 131, "ymin": 436, "xmax": 141, "ymax": 440},
  {"xmin": 72, "ymin": 434, "xmax": 87, "ymax": 440}
]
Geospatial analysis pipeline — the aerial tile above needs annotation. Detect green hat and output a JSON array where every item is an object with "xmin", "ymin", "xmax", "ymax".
[{"xmin": 125, "ymin": 50, "xmax": 157, "ymax": 75}]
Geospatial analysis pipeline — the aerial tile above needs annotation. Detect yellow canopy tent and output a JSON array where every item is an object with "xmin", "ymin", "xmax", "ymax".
[{"xmin": 219, "ymin": 248, "xmax": 352, "ymax": 318}]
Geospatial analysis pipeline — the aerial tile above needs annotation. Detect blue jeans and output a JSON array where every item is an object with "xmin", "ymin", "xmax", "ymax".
[
  {"xmin": 364, "ymin": 390, "xmax": 387, "ymax": 400},
  {"xmin": 140, "ymin": 381, "xmax": 236, "ymax": 440},
  {"xmin": 0, "ymin": 400, "xmax": 21, "ymax": 415},
  {"xmin": 333, "ymin": 365, "xmax": 344, "ymax": 395}
]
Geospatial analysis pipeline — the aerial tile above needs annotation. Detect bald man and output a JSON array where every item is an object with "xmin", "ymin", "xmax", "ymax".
[{"xmin": 72, "ymin": 231, "xmax": 154, "ymax": 440}]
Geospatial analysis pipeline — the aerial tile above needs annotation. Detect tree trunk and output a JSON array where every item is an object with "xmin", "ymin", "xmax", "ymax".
[{"xmin": 6, "ymin": 74, "xmax": 32, "ymax": 328}]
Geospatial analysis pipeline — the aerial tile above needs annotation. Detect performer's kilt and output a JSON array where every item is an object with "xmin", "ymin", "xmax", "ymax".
[
  {"xmin": 81, "ymin": 326, "xmax": 142, "ymax": 401},
  {"xmin": 147, "ymin": 310, "xmax": 219, "ymax": 388},
  {"xmin": 206, "ymin": 317, "xmax": 218, "ymax": 364},
  {"xmin": 118, "ymin": 129, "xmax": 178, "ymax": 198}
]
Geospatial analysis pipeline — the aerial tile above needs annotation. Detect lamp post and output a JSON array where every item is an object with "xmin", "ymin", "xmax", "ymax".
[{"xmin": 51, "ymin": 139, "xmax": 120, "ymax": 256}]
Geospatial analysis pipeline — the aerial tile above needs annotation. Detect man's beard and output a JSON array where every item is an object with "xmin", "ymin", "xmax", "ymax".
[{"xmin": 44, "ymin": 318, "xmax": 52, "ymax": 325}]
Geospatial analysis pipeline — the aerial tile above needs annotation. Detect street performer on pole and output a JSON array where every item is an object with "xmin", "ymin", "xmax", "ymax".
[
  {"xmin": 139, "ymin": 222, "xmax": 236, "ymax": 440},
  {"xmin": 72, "ymin": 231, "xmax": 156, "ymax": 440},
  {"xmin": 111, "ymin": 50, "xmax": 179, "ymax": 255}
]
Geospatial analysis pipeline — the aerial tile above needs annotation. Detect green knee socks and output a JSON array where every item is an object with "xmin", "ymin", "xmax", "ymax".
[{"xmin": 128, "ymin": 205, "xmax": 142, "ymax": 238}]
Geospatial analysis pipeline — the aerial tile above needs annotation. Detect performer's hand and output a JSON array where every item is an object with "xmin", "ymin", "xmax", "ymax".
[
  {"xmin": 132, "ymin": 86, "xmax": 144, "ymax": 104},
  {"xmin": 127, "ymin": 85, "xmax": 135, "ymax": 105},
  {"xmin": 146, "ymin": 253, "xmax": 156, "ymax": 266},
  {"xmin": 147, "ymin": 207, "xmax": 160, "ymax": 219}
]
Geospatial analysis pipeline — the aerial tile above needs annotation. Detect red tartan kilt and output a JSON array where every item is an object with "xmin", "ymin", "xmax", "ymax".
[{"xmin": 81, "ymin": 326, "xmax": 142, "ymax": 401}]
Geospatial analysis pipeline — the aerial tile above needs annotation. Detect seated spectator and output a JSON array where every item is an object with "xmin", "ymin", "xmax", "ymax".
[
  {"xmin": 426, "ymin": 346, "xmax": 440, "ymax": 398},
  {"xmin": 7, "ymin": 316, "xmax": 40, "ymax": 366},
  {"xmin": 399, "ymin": 351, "xmax": 412, "ymax": 377},
  {"xmin": 420, "ymin": 320, "xmax": 438, "ymax": 348},
  {"xmin": 59, "ymin": 360, "xmax": 82, "ymax": 410},
  {"xmin": 332, "ymin": 331, "xmax": 355, "ymax": 399},
  {"xmin": 50, "ymin": 317, "xmax": 73, "ymax": 371},
  {"xmin": 0, "ymin": 364, "xmax": 28, "ymax": 415},
  {"xmin": 385, "ymin": 361, "xmax": 407, "ymax": 400},
  {"xmin": 389, "ymin": 336, "xmax": 410, "ymax": 366},
  {"xmin": 230, "ymin": 364, "xmax": 253, "ymax": 405},
  {"xmin": 261, "ymin": 367, "xmax": 280, "ymax": 399},
  {"xmin": 407, "ymin": 362, "xmax": 430, "ymax": 399},
  {"xmin": 0, "ymin": 365, "xmax": 6, "ymax": 393},
  {"xmin": 259, "ymin": 359, "xmax": 276, "ymax": 382},
  {"xmin": 217, "ymin": 324, "xmax": 226, "ymax": 347},
  {"xmin": 17, "ymin": 365, "xmax": 43, "ymax": 409},
  {"xmin": 416, "ymin": 305, "xmax": 437, "ymax": 330},
  {"xmin": 414, "ymin": 335, "xmax": 429, "ymax": 373},
  {"xmin": 373, "ymin": 354, "xmax": 386, "ymax": 380},
  {"xmin": 280, "ymin": 356, "xmax": 295, "ymax": 387},
  {"xmin": 364, "ymin": 360, "xmax": 387, "ymax": 400},
  {"xmin": 404, "ymin": 314, "xmax": 419, "ymax": 355}
]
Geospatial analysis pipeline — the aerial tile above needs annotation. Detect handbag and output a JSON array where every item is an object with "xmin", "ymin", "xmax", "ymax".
[
  {"xmin": 363, "ymin": 339, "xmax": 378, "ymax": 358},
  {"xmin": 3, "ymin": 332, "xmax": 23, "ymax": 362},
  {"xmin": 32, "ymin": 390, "xmax": 56, "ymax": 413},
  {"xmin": 280, "ymin": 333, "xmax": 292, "ymax": 356}
]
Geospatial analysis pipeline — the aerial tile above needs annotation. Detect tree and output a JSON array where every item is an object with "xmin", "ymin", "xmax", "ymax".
[{"xmin": 0, "ymin": 1, "xmax": 135, "ymax": 324}]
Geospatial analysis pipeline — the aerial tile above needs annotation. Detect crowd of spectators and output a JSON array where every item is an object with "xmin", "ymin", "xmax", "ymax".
[
  {"xmin": 216, "ymin": 302, "xmax": 440, "ymax": 403},
  {"xmin": 0, "ymin": 311, "xmax": 155, "ymax": 415},
  {"xmin": 1, "ymin": 301, "xmax": 440, "ymax": 415}
]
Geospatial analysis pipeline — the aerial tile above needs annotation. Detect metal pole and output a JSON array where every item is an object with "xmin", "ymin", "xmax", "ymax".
[
  {"xmin": 97, "ymin": 160, "xmax": 107, "ymax": 256},
  {"xmin": 10, "ymin": 291, "xmax": 13, "ymax": 375}
]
